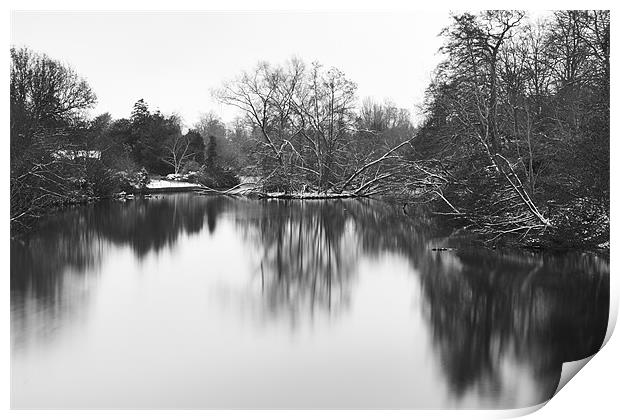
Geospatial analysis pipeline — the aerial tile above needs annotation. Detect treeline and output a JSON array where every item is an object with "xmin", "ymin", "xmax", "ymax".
[
  {"xmin": 10, "ymin": 46, "xmax": 416, "ymax": 234},
  {"xmin": 214, "ymin": 59, "xmax": 416, "ymax": 194},
  {"xmin": 405, "ymin": 10, "xmax": 609, "ymax": 247},
  {"xmin": 11, "ymin": 47, "xmax": 101, "ymax": 233},
  {"xmin": 10, "ymin": 47, "xmax": 240, "ymax": 233},
  {"xmin": 88, "ymin": 100, "xmax": 238, "ymax": 186},
  {"xmin": 10, "ymin": 10, "xmax": 609, "ymax": 247},
  {"xmin": 208, "ymin": 11, "xmax": 609, "ymax": 246}
]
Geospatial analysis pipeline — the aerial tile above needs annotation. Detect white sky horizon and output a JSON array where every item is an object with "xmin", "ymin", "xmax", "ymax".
[
  {"xmin": 11, "ymin": 10, "xmax": 454, "ymax": 129},
  {"xmin": 10, "ymin": 10, "xmax": 551, "ymax": 129}
]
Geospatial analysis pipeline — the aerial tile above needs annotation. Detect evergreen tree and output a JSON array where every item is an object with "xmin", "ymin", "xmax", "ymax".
[
  {"xmin": 184, "ymin": 130, "xmax": 205, "ymax": 165},
  {"xmin": 130, "ymin": 99, "xmax": 150, "ymax": 124},
  {"xmin": 206, "ymin": 135, "xmax": 218, "ymax": 169}
]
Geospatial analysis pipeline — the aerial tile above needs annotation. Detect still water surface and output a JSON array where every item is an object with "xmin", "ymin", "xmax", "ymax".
[{"xmin": 11, "ymin": 194, "xmax": 609, "ymax": 409}]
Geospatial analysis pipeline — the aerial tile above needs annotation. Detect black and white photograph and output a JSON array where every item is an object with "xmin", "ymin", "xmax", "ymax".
[{"xmin": 7, "ymin": 4, "xmax": 612, "ymax": 414}]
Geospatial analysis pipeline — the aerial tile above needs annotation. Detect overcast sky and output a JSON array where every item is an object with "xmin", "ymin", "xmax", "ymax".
[{"xmin": 11, "ymin": 10, "xmax": 454, "ymax": 128}]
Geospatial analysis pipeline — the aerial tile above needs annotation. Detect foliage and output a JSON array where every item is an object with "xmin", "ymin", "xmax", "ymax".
[
  {"xmin": 127, "ymin": 100, "xmax": 183, "ymax": 175},
  {"xmin": 197, "ymin": 165, "xmax": 240, "ymax": 189},
  {"xmin": 161, "ymin": 129, "xmax": 205, "ymax": 174},
  {"xmin": 10, "ymin": 47, "xmax": 97, "ymax": 233},
  {"xmin": 205, "ymin": 135, "xmax": 218, "ymax": 168},
  {"xmin": 213, "ymin": 58, "xmax": 415, "ymax": 194},
  {"xmin": 408, "ymin": 10, "xmax": 609, "ymax": 246},
  {"xmin": 11, "ymin": 13, "xmax": 608, "ymax": 249},
  {"xmin": 181, "ymin": 160, "xmax": 202, "ymax": 175}
]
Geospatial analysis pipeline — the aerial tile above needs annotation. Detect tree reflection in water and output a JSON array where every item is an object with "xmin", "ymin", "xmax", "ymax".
[
  {"xmin": 11, "ymin": 193, "xmax": 228, "ymax": 349},
  {"xmin": 238, "ymin": 200, "xmax": 359, "ymax": 322},
  {"xmin": 94, "ymin": 194, "xmax": 213, "ymax": 257},
  {"xmin": 237, "ymin": 198, "xmax": 608, "ymax": 405},
  {"xmin": 10, "ymin": 194, "xmax": 609, "ymax": 407},
  {"xmin": 417, "ymin": 249, "xmax": 609, "ymax": 406},
  {"xmin": 11, "ymin": 213, "xmax": 105, "ymax": 350}
]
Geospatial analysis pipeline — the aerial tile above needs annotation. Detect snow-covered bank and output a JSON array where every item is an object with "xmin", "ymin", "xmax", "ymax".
[{"xmin": 145, "ymin": 179, "xmax": 202, "ymax": 191}]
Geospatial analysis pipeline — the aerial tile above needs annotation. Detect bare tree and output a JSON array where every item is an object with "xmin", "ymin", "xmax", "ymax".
[
  {"xmin": 10, "ymin": 47, "xmax": 97, "ymax": 233},
  {"xmin": 162, "ymin": 134, "xmax": 197, "ymax": 174},
  {"xmin": 432, "ymin": 11, "xmax": 550, "ymax": 232},
  {"xmin": 288, "ymin": 63, "xmax": 358, "ymax": 189},
  {"xmin": 214, "ymin": 60, "xmax": 305, "ymax": 166}
]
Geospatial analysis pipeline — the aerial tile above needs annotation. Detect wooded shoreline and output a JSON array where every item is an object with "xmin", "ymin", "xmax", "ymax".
[
  {"xmin": 11, "ymin": 11, "xmax": 609, "ymax": 249},
  {"xmin": 11, "ymin": 182, "xmax": 609, "ymax": 256}
]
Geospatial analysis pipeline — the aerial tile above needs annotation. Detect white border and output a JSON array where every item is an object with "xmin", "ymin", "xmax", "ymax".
[{"xmin": 3, "ymin": 1, "xmax": 618, "ymax": 419}]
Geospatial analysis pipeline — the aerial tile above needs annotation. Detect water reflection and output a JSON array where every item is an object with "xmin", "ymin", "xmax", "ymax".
[
  {"xmin": 11, "ymin": 195, "xmax": 228, "ymax": 349},
  {"xmin": 418, "ymin": 249, "xmax": 609, "ymax": 406},
  {"xmin": 11, "ymin": 210, "xmax": 105, "ymax": 350},
  {"xmin": 240, "ymin": 201, "xmax": 358, "ymax": 321},
  {"xmin": 10, "ymin": 194, "xmax": 609, "ymax": 408},
  {"xmin": 94, "ymin": 194, "xmax": 214, "ymax": 256}
]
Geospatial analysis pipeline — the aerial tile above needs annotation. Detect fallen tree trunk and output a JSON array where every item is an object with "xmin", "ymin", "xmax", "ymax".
[
  {"xmin": 337, "ymin": 139, "xmax": 412, "ymax": 193},
  {"xmin": 254, "ymin": 191, "xmax": 369, "ymax": 200},
  {"xmin": 195, "ymin": 187, "xmax": 372, "ymax": 200},
  {"xmin": 193, "ymin": 180, "xmax": 376, "ymax": 200}
]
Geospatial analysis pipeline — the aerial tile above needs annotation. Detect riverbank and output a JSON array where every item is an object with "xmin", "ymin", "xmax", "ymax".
[
  {"xmin": 143, "ymin": 179, "xmax": 203, "ymax": 193},
  {"xmin": 10, "ymin": 178, "xmax": 206, "ymax": 238},
  {"xmin": 12, "ymin": 183, "xmax": 609, "ymax": 255}
]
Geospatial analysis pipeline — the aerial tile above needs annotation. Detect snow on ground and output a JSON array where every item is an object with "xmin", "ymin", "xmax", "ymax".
[{"xmin": 146, "ymin": 179, "xmax": 202, "ymax": 189}]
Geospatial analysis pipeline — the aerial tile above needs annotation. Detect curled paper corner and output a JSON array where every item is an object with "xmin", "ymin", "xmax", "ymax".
[
  {"xmin": 497, "ymin": 357, "xmax": 598, "ymax": 419},
  {"xmin": 602, "ymin": 290, "xmax": 618, "ymax": 349},
  {"xmin": 522, "ymin": 292, "xmax": 617, "ymax": 417},
  {"xmin": 554, "ymin": 356, "xmax": 594, "ymax": 397},
  {"xmin": 551, "ymin": 303, "xmax": 616, "ymax": 400},
  {"xmin": 496, "ymin": 402, "xmax": 548, "ymax": 419}
]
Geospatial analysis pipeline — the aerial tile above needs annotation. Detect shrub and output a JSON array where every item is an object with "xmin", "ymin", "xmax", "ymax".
[
  {"xmin": 181, "ymin": 160, "xmax": 201, "ymax": 175},
  {"xmin": 116, "ymin": 167, "xmax": 150, "ymax": 192},
  {"xmin": 85, "ymin": 159, "xmax": 121, "ymax": 197},
  {"xmin": 197, "ymin": 165, "xmax": 240, "ymax": 189},
  {"xmin": 136, "ymin": 168, "xmax": 150, "ymax": 190}
]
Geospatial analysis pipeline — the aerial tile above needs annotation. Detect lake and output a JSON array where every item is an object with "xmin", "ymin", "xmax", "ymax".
[{"xmin": 10, "ymin": 193, "xmax": 609, "ymax": 409}]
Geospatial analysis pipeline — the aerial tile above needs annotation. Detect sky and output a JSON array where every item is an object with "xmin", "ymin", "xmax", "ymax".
[{"xmin": 11, "ymin": 10, "xmax": 453, "ymax": 128}]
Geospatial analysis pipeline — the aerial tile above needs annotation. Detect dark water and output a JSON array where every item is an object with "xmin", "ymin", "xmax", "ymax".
[{"xmin": 10, "ymin": 194, "xmax": 609, "ymax": 409}]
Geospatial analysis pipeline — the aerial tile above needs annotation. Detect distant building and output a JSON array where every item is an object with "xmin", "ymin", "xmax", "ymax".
[{"xmin": 52, "ymin": 150, "xmax": 102, "ymax": 160}]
